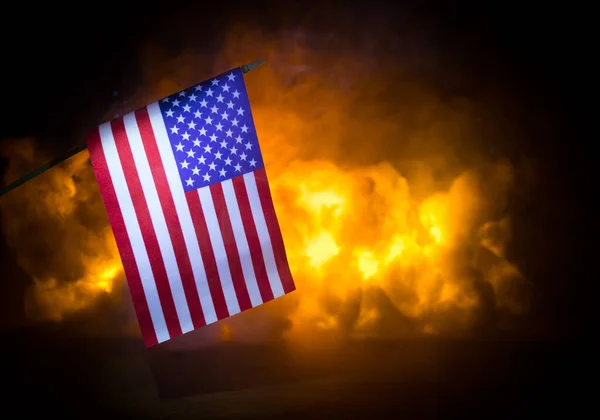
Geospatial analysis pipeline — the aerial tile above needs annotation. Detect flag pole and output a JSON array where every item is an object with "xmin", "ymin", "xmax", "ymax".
[{"xmin": 0, "ymin": 60, "xmax": 266, "ymax": 198}]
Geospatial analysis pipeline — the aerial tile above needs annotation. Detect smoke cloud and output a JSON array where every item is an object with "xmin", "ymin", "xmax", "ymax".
[{"xmin": 0, "ymin": 24, "xmax": 531, "ymax": 346}]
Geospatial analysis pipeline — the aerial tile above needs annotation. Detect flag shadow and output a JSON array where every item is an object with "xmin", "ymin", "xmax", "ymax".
[
  {"xmin": 146, "ymin": 341, "xmax": 339, "ymax": 399},
  {"xmin": 145, "ymin": 338, "xmax": 445, "ymax": 400}
]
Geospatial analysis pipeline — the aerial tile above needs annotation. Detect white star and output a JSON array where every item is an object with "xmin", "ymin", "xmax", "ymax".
[
  {"xmin": 180, "ymin": 160, "xmax": 190, "ymax": 169},
  {"xmin": 205, "ymin": 88, "xmax": 214, "ymax": 97},
  {"xmin": 166, "ymin": 109, "xmax": 174, "ymax": 117},
  {"xmin": 226, "ymin": 101, "xmax": 235, "ymax": 109},
  {"xmin": 202, "ymin": 173, "xmax": 211, "ymax": 182},
  {"xmin": 200, "ymin": 99, "xmax": 208, "ymax": 107},
  {"xmin": 234, "ymin": 163, "xmax": 242, "ymax": 172},
  {"xmin": 244, "ymin": 141, "xmax": 253, "ymax": 150},
  {"xmin": 222, "ymin": 84, "xmax": 230, "ymax": 92},
  {"xmin": 241, "ymin": 124, "xmax": 249, "ymax": 133},
  {"xmin": 211, "ymin": 78, "xmax": 219, "ymax": 86},
  {"xmin": 210, "ymin": 105, "xmax": 219, "ymax": 114},
  {"xmin": 227, "ymin": 72, "xmax": 236, "ymax": 81},
  {"xmin": 162, "ymin": 98, "xmax": 170, "ymax": 103},
  {"xmin": 232, "ymin": 90, "xmax": 241, "ymax": 99},
  {"xmin": 194, "ymin": 85, "xmax": 202, "ymax": 92},
  {"xmin": 197, "ymin": 156, "xmax": 206, "ymax": 165},
  {"xmin": 204, "ymin": 116, "xmax": 213, "ymax": 125},
  {"xmin": 192, "ymin": 166, "xmax": 200, "ymax": 176},
  {"xmin": 199, "ymin": 127, "xmax": 207, "ymax": 136},
  {"xmin": 176, "ymin": 115, "xmax": 185, "ymax": 124},
  {"xmin": 249, "ymin": 158, "xmax": 257, "ymax": 167},
  {"xmin": 189, "ymin": 93, "xmax": 197, "ymax": 102},
  {"xmin": 240, "ymin": 152, "xmax": 247, "ymax": 160},
  {"xmin": 219, "ymin": 168, "xmax": 227, "ymax": 177},
  {"xmin": 215, "ymin": 122, "xmax": 223, "ymax": 131},
  {"xmin": 224, "ymin": 157, "xmax": 232, "ymax": 166},
  {"xmin": 203, "ymin": 144, "xmax": 212, "ymax": 153},
  {"xmin": 185, "ymin": 177, "xmax": 194, "ymax": 186},
  {"xmin": 178, "ymin": 91, "xmax": 186, "ymax": 97},
  {"xmin": 187, "ymin": 121, "xmax": 197, "ymax": 130},
  {"xmin": 220, "ymin": 139, "xmax": 228, "ymax": 148},
  {"xmin": 194, "ymin": 110, "xmax": 202, "ymax": 119},
  {"xmin": 172, "ymin": 99, "xmax": 180, "ymax": 106},
  {"xmin": 230, "ymin": 146, "xmax": 238, "ymax": 154},
  {"xmin": 235, "ymin": 135, "xmax": 243, "ymax": 143},
  {"xmin": 236, "ymin": 107, "xmax": 245, "ymax": 116},
  {"xmin": 216, "ymin": 94, "xmax": 224, "ymax": 103},
  {"xmin": 221, "ymin": 111, "xmax": 229, "ymax": 120},
  {"xmin": 231, "ymin": 118, "xmax": 239, "ymax": 126},
  {"xmin": 225, "ymin": 129, "xmax": 233, "ymax": 137},
  {"xmin": 182, "ymin": 132, "xmax": 191, "ymax": 141},
  {"xmin": 208, "ymin": 162, "xmax": 216, "ymax": 171},
  {"xmin": 186, "ymin": 149, "xmax": 196, "ymax": 158},
  {"xmin": 209, "ymin": 134, "xmax": 218, "ymax": 142},
  {"xmin": 170, "ymin": 126, "xmax": 179, "ymax": 134},
  {"xmin": 214, "ymin": 151, "xmax": 222, "ymax": 160},
  {"xmin": 175, "ymin": 142, "xmax": 184, "ymax": 152},
  {"xmin": 183, "ymin": 104, "xmax": 191, "ymax": 112},
  {"xmin": 193, "ymin": 138, "xmax": 201, "ymax": 148}
]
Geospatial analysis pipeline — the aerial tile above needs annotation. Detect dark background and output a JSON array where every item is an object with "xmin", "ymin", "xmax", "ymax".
[{"xmin": 0, "ymin": 1, "xmax": 592, "ymax": 418}]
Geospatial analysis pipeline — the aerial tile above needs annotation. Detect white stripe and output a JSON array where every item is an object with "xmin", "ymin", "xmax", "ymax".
[
  {"xmin": 98, "ymin": 122, "xmax": 169, "ymax": 343},
  {"xmin": 197, "ymin": 187, "xmax": 241, "ymax": 315},
  {"xmin": 123, "ymin": 113, "xmax": 193, "ymax": 333},
  {"xmin": 243, "ymin": 172, "xmax": 285, "ymax": 298},
  {"xmin": 221, "ymin": 179, "xmax": 263, "ymax": 307},
  {"xmin": 146, "ymin": 103, "xmax": 218, "ymax": 324}
]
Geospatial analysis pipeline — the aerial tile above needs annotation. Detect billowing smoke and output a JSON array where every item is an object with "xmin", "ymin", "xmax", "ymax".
[
  {"xmin": 0, "ymin": 25, "xmax": 531, "ymax": 346},
  {"xmin": 0, "ymin": 140, "xmax": 127, "ymax": 322}
]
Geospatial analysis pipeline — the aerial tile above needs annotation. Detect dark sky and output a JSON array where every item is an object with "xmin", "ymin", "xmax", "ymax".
[{"xmin": 0, "ymin": 1, "xmax": 591, "ymax": 335}]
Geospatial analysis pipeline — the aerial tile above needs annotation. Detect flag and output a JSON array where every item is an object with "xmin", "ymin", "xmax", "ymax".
[{"xmin": 87, "ymin": 67, "xmax": 295, "ymax": 347}]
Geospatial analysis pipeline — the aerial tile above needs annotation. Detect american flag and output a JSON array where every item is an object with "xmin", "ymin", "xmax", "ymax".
[{"xmin": 87, "ymin": 67, "xmax": 295, "ymax": 347}]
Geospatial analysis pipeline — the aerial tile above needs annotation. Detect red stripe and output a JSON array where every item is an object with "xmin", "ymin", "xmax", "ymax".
[
  {"xmin": 135, "ymin": 108, "xmax": 206, "ymax": 329},
  {"xmin": 185, "ymin": 191, "xmax": 230, "ymax": 320},
  {"xmin": 86, "ymin": 127, "xmax": 158, "ymax": 347},
  {"xmin": 253, "ymin": 168, "xmax": 295, "ymax": 294},
  {"xmin": 209, "ymin": 184, "xmax": 252, "ymax": 311},
  {"xmin": 231, "ymin": 176, "xmax": 275, "ymax": 303},
  {"xmin": 110, "ymin": 118, "xmax": 182, "ymax": 338}
]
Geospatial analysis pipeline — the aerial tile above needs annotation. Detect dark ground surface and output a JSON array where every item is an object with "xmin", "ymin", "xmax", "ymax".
[{"xmin": 2, "ymin": 325, "xmax": 592, "ymax": 419}]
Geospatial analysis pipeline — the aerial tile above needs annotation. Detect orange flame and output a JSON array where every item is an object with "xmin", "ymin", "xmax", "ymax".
[{"xmin": 0, "ymin": 28, "xmax": 530, "ymax": 341}]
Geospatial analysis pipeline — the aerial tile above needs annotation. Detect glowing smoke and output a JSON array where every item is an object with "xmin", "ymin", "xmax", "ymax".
[
  {"xmin": 0, "ymin": 27, "xmax": 530, "ymax": 343},
  {"xmin": 0, "ymin": 139, "xmax": 125, "ymax": 323}
]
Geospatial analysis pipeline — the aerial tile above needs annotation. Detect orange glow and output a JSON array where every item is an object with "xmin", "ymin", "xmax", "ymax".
[
  {"xmin": 305, "ymin": 231, "xmax": 339, "ymax": 269},
  {"xmin": 220, "ymin": 323, "xmax": 233, "ymax": 342},
  {"xmin": 0, "ymin": 28, "xmax": 530, "ymax": 341}
]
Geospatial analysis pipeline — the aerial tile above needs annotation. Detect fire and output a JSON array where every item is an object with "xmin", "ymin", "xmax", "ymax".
[
  {"xmin": 305, "ymin": 231, "xmax": 339, "ymax": 269},
  {"xmin": 356, "ymin": 251, "xmax": 378, "ymax": 280},
  {"xmin": 267, "ymin": 160, "xmax": 526, "ymax": 340},
  {"xmin": 0, "ymin": 28, "xmax": 530, "ymax": 341}
]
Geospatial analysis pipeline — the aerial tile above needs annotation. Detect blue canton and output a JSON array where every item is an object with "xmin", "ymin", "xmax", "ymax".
[{"xmin": 158, "ymin": 68, "xmax": 264, "ymax": 192}]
